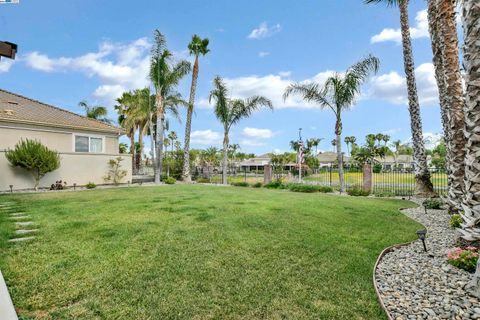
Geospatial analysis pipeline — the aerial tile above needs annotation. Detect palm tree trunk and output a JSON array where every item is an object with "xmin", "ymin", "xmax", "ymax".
[
  {"xmin": 138, "ymin": 123, "xmax": 145, "ymax": 175},
  {"xmin": 222, "ymin": 131, "xmax": 229, "ymax": 185},
  {"xmin": 129, "ymin": 132, "xmax": 136, "ymax": 175},
  {"xmin": 335, "ymin": 115, "xmax": 345, "ymax": 193},
  {"xmin": 154, "ymin": 92, "xmax": 164, "ymax": 184},
  {"xmin": 399, "ymin": 0, "xmax": 435, "ymax": 197},
  {"xmin": 438, "ymin": 0, "xmax": 466, "ymax": 211},
  {"xmin": 428, "ymin": 0, "xmax": 453, "ymax": 205},
  {"xmin": 149, "ymin": 118, "xmax": 156, "ymax": 178},
  {"xmin": 182, "ymin": 55, "xmax": 199, "ymax": 182},
  {"xmin": 460, "ymin": 0, "xmax": 480, "ymax": 298}
]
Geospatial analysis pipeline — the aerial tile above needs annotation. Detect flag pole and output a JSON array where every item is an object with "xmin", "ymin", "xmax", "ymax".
[{"xmin": 298, "ymin": 128, "xmax": 302, "ymax": 182}]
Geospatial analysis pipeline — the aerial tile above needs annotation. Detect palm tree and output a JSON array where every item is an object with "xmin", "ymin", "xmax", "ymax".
[
  {"xmin": 427, "ymin": 0, "xmax": 466, "ymax": 211},
  {"xmin": 344, "ymin": 136, "xmax": 356, "ymax": 156},
  {"xmin": 459, "ymin": 0, "xmax": 480, "ymax": 297},
  {"xmin": 284, "ymin": 55, "xmax": 379, "ymax": 192},
  {"xmin": 392, "ymin": 139, "xmax": 402, "ymax": 168},
  {"xmin": 150, "ymin": 30, "xmax": 191, "ymax": 183},
  {"xmin": 365, "ymin": 0, "xmax": 434, "ymax": 196},
  {"xmin": 182, "ymin": 35, "xmax": 210, "ymax": 182},
  {"xmin": 115, "ymin": 92, "xmax": 137, "ymax": 174},
  {"xmin": 307, "ymin": 138, "xmax": 322, "ymax": 156},
  {"xmin": 209, "ymin": 76, "xmax": 273, "ymax": 185},
  {"xmin": 79, "ymin": 101, "xmax": 111, "ymax": 123},
  {"xmin": 331, "ymin": 139, "xmax": 337, "ymax": 152}
]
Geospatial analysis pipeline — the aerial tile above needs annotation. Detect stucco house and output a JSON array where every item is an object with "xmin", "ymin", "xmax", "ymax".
[{"xmin": 0, "ymin": 89, "xmax": 131, "ymax": 191}]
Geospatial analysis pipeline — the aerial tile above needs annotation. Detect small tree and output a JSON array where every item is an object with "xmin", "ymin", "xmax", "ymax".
[
  {"xmin": 104, "ymin": 157, "xmax": 128, "ymax": 185},
  {"xmin": 5, "ymin": 139, "xmax": 60, "ymax": 190}
]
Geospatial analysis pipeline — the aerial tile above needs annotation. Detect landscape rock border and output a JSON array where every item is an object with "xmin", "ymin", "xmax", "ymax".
[{"xmin": 373, "ymin": 198, "xmax": 480, "ymax": 320}]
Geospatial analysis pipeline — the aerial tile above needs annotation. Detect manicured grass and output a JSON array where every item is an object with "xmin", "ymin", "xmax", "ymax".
[{"xmin": 0, "ymin": 185, "xmax": 420, "ymax": 319}]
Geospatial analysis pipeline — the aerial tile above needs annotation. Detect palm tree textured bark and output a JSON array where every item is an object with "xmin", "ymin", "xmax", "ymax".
[
  {"xmin": 399, "ymin": 0, "xmax": 435, "ymax": 196},
  {"xmin": 427, "ymin": 0, "xmax": 454, "ymax": 207},
  {"xmin": 154, "ymin": 93, "xmax": 164, "ymax": 184},
  {"xmin": 182, "ymin": 55, "xmax": 199, "ymax": 183},
  {"xmin": 438, "ymin": 0, "xmax": 466, "ymax": 211},
  {"xmin": 460, "ymin": 0, "xmax": 480, "ymax": 298}
]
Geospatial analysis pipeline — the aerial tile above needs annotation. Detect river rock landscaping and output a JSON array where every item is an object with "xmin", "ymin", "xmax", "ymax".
[{"xmin": 375, "ymin": 199, "xmax": 480, "ymax": 320}]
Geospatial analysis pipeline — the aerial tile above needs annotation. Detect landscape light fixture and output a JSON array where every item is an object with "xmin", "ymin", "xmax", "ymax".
[
  {"xmin": 416, "ymin": 229, "xmax": 427, "ymax": 252},
  {"xmin": 0, "ymin": 41, "xmax": 17, "ymax": 60},
  {"xmin": 424, "ymin": 205, "xmax": 428, "ymax": 215},
  {"xmin": 9, "ymin": 185, "xmax": 13, "ymax": 193},
  {"xmin": 73, "ymin": 183, "xmax": 76, "ymax": 191}
]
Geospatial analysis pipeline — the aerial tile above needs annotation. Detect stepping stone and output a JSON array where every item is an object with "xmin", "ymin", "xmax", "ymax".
[
  {"xmin": 8, "ymin": 236, "xmax": 35, "ymax": 243},
  {"xmin": 15, "ymin": 229, "xmax": 38, "ymax": 235},
  {"xmin": 15, "ymin": 221, "xmax": 34, "ymax": 227},
  {"xmin": 7, "ymin": 216, "xmax": 30, "ymax": 220}
]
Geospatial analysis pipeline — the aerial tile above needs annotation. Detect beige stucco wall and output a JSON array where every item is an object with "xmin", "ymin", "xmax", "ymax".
[{"xmin": 0, "ymin": 121, "xmax": 132, "ymax": 191}]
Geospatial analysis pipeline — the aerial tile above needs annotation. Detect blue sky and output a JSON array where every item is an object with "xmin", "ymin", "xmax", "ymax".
[{"xmin": 0, "ymin": 0, "xmax": 443, "ymax": 155}]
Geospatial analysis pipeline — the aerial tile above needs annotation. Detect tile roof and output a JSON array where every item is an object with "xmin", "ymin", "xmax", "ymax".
[{"xmin": 0, "ymin": 89, "xmax": 122, "ymax": 134}]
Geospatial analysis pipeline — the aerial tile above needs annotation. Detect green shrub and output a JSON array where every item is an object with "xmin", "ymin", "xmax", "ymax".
[
  {"xmin": 447, "ymin": 247, "xmax": 479, "ymax": 273},
  {"xmin": 423, "ymin": 198, "xmax": 443, "ymax": 209},
  {"xmin": 5, "ymin": 139, "xmax": 60, "ymax": 190},
  {"xmin": 287, "ymin": 184, "xmax": 318, "ymax": 193},
  {"xmin": 317, "ymin": 186, "xmax": 334, "ymax": 193},
  {"xmin": 231, "ymin": 182, "xmax": 249, "ymax": 187},
  {"xmin": 196, "ymin": 177, "xmax": 210, "ymax": 183},
  {"xmin": 252, "ymin": 182, "xmax": 263, "ymax": 188},
  {"xmin": 164, "ymin": 177, "xmax": 176, "ymax": 185},
  {"xmin": 264, "ymin": 180, "xmax": 284, "ymax": 189},
  {"xmin": 347, "ymin": 187, "xmax": 370, "ymax": 197},
  {"xmin": 85, "ymin": 182, "xmax": 96, "ymax": 189},
  {"xmin": 373, "ymin": 163, "xmax": 382, "ymax": 173},
  {"xmin": 160, "ymin": 175, "xmax": 169, "ymax": 182},
  {"xmin": 449, "ymin": 214, "xmax": 462, "ymax": 229},
  {"xmin": 374, "ymin": 190, "xmax": 395, "ymax": 198}
]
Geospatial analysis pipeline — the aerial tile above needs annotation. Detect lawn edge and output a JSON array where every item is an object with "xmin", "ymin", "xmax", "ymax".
[{"xmin": 372, "ymin": 202, "xmax": 425, "ymax": 320}]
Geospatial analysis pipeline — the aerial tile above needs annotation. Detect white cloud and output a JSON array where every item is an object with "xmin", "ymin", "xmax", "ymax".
[
  {"xmin": 0, "ymin": 58, "xmax": 14, "ymax": 73},
  {"xmin": 240, "ymin": 139, "xmax": 267, "ymax": 147},
  {"xmin": 278, "ymin": 71, "xmax": 291, "ymax": 77},
  {"xmin": 248, "ymin": 22, "xmax": 281, "ymax": 39},
  {"xmin": 23, "ymin": 38, "xmax": 151, "ymax": 106},
  {"xmin": 258, "ymin": 51, "xmax": 270, "ymax": 57},
  {"xmin": 368, "ymin": 63, "xmax": 439, "ymax": 106},
  {"xmin": 191, "ymin": 130, "xmax": 222, "ymax": 145},
  {"xmin": 371, "ymin": 9, "xmax": 429, "ymax": 44},
  {"xmin": 243, "ymin": 127, "xmax": 274, "ymax": 139}
]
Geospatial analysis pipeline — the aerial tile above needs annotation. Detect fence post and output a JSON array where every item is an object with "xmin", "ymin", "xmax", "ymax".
[
  {"xmin": 363, "ymin": 163, "xmax": 373, "ymax": 193},
  {"xmin": 264, "ymin": 165, "xmax": 273, "ymax": 184},
  {"xmin": 329, "ymin": 165, "xmax": 332, "ymax": 186}
]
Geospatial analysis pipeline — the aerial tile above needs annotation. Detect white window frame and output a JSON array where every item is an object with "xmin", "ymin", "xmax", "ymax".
[{"xmin": 72, "ymin": 134, "xmax": 105, "ymax": 153}]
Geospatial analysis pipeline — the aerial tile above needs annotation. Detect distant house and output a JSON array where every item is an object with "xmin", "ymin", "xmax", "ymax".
[
  {"xmin": 0, "ymin": 89, "xmax": 131, "ymax": 191},
  {"xmin": 316, "ymin": 152, "xmax": 350, "ymax": 167},
  {"xmin": 374, "ymin": 155, "xmax": 415, "ymax": 171},
  {"xmin": 237, "ymin": 153, "xmax": 297, "ymax": 172}
]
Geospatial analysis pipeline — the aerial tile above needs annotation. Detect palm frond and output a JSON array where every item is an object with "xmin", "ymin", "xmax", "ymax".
[{"xmin": 364, "ymin": 0, "xmax": 401, "ymax": 6}]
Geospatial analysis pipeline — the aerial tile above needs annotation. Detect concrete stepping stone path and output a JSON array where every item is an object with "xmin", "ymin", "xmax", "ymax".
[{"xmin": 3, "ymin": 203, "xmax": 39, "ymax": 244}]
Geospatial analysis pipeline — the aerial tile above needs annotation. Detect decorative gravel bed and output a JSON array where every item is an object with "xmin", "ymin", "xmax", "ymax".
[{"xmin": 375, "ymin": 199, "xmax": 480, "ymax": 320}]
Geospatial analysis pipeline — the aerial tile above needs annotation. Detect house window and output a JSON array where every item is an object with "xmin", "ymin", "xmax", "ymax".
[{"xmin": 74, "ymin": 135, "xmax": 104, "ymax": 153}]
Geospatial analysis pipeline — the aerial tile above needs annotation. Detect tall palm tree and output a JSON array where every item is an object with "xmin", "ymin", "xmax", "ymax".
[
  {"xmin": 331, "ymin": 139, "xmax": 337, "ymax": 152},
  {"xmin": 366, "ymin": 0, "xmax": 434, "ymax": 196},
  {"xmin": 182, "ymin": 35, "xmax": 210, "ymax": 182},
  {"xmin": 79, "ymin": 101, "xmax": 111, "ymax": 123},
  {"xmin": 284, "ymin": 54, "xmax": 379, "ymax": 192},
  {"xmin": 427, "ymin": 0, "xmax": 466, "ymax": 211},
  {"xmin": 209, "ymin": 76, "xmax": 273, "ymax": 185},
  {"xmin": 307, "ymin": 138, "xmax": 322, "ymax": 156},
  {"xmin": 150, "ymin": 30, "xmax": 191, "ymax": 183},
  {"xmin": 459, "ymin": 0, "xmax": 480, "ymax": 297},
  {"xmin": 115, "ymin": 92, "xmax": 137, "ymax": 173},
  {"xmin": 392, "ymin": 139, "xmax": 402, "ymax": 168}
]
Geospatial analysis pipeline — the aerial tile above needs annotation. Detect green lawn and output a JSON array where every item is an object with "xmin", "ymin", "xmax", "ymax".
[{"xmin": 0, "ymin": 185, "xmax": 420, "ymax": 319}]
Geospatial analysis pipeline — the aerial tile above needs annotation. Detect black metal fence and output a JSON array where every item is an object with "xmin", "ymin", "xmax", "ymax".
[{"xmin": 304, "ymin": 166, "xmax": 447, "ymax": 196}]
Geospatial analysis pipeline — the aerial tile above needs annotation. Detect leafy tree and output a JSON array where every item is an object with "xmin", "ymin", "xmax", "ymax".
[
  {"xmin": 209, "ymin": 76, "xmax": 273, "ymax": 184},
  {"xmin": 6, "ymin": 139, "xmax": 60, "ymax": 189},
  {"xmin": 284, "ymin": 54, "xmax": 379, "ymax": 192},
  {"xmin": 119, "ymin": 143, "xmax": 128, "ymax": 154},
  {"xmin": 365, "ymin": 0, "xmax": 434, "ymax": 196},
  {"xmin": 103, "ymin": 157, "xmax": 127, "ymax": 185},
  {"xmin": 183, "ymin": 35, "xmax": 210, "ymax": 182},
  {"xmin": 150, "ymin": 29, "xmax": 191, "ymax": 183}
]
